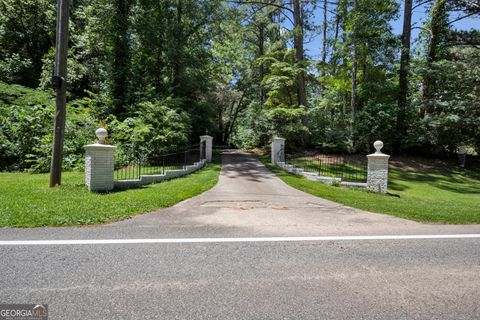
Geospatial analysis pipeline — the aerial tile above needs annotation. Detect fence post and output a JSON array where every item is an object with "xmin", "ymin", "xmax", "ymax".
[
  {"xmin": 84, "ymin": 128, "xmax": 116, "ymax": 192},
  {"xmin": 200, "ymin": 135, "xmax": 213, "ymax": 162},
  {"xmin": 366, "ymin": 140, "xmax": 390, "ymax": 193},
  {"xmin": 271, "ymin": 137, "xmax": 285, "ymax": 164}
]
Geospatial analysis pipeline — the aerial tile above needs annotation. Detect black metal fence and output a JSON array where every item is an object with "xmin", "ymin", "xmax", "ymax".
[
  {"xmin": 283, "ymin": 147, "xmax": 367, "ymax": 183},
  {"xmin": 115, "ymin": 143, "xmax": 206, "ymax": 181}
]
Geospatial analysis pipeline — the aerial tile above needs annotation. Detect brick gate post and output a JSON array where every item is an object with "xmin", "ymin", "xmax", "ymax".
[
  {"xmin": 367, "ymin": 140, "xmax": 390, "ymax": 193},
  {"xmin": 84, "ymin": 128, "xmax": 116, "ymax": 192},
  {"xmin": 271, "ymin": 137, "xmax": 285, "ymax": 164}
]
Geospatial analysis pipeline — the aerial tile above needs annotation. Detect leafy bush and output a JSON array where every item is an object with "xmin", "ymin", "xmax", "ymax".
[
  {"xmin": 0, "ymin": 82, "xmax": 55, "ymax": 171},
  {"xmin": 263, "ymin": 106, "xmax": 308, "ymax": 143},
  {"xmin": 107, "ymin": 99, "xmax": 191, "ymax": 157},
  {"xmin": 5, "ymin": 92, "xmax": 92, "ymax": 173},
  {"xmin": 230, "ymin": 101, "xmax": 271, "ymax": 149},
  {"xmin": 0, "ymin": 82, "xmax": 195, "ymax": 172},
  {"xmin": 406, "ymin": 46, "xmax": 480, "ymax": 155},
  {"xmin": 354, "ymin": 102, "xmax": 398, "ymax": 153},
  {"xmin": 307, "ymin": 106, "xmax": 353, "ymax": 153},
  {"xmin": 0, "ymin": 83, "xmax": 97, "ymax": 172},
  {"xmin": 306, "ymin": 102, "xmax": 398, "ymax": 154}
]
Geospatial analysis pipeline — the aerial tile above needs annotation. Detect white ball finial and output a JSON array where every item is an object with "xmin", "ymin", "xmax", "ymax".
[
  {"xmin": 95, "ymin": 128, "xmax": 108, "ymax": 144},
  {"xmin": 373, "ymin": 140, "xmax": 384, "ymax": 153}
]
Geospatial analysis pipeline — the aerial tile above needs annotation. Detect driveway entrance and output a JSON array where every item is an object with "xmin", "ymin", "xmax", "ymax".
[{"xmin": 115, "ymin": 149, "xmax": 480, "ymax": 237}]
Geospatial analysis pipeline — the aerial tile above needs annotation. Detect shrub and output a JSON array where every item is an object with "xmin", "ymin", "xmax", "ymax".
[
  {"xmin": 0, "ymin": 83, "xmax": 98, "ymax": 172},
  {"xmin": 107, "ymin": 99, "xmax": 191, "ymax": 156},
  {"xmin": 354, "ymin": 102, "xmax": 398, "ymax": 153}
]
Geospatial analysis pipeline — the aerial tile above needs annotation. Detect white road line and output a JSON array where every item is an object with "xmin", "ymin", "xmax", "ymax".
[{"xmin": 0, "ymin": 234, "xmax": 479, "ymax": 246}]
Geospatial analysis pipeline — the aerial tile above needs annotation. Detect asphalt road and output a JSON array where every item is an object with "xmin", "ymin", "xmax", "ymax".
[
  {"xmin": 1, "ymin": 151, "xmax": 479, "ymax": 319},
  {"xmin": 1, "ymin": 240, "xmax": 480, "ymax": 319}
]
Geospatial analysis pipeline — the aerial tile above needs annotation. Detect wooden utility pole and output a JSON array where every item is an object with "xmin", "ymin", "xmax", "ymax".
[{"xmin": 49, "ymin": 0, "xmax": 70, "ymax": 187}]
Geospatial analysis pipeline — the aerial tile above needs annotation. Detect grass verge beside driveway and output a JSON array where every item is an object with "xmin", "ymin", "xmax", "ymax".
[
  {"xmin": 0, "ymin": 159, "xmax": 221, "ymax": 228},
  {"xmin": 260, "ymin": 156, "xmax": 480, "ymax": 224}
]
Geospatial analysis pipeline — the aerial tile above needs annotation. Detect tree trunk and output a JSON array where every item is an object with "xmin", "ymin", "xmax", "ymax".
[
  {"xmin": 293, "ymin": 0, "xmax": 309, "ymax": 145},
  {"xmin": 224, "ymin": 93, "xmax": 246, "ymax": 143},
  {"xmin": 172, "ymin": 0, "xmax": 183, "ymax": 94},
  {"xmin": 319, "ymin": 0, "xmax": 328, "ymax": 91},
  {"xmin": 351, "ymin": 44, "xmax": 357, "ymax": 116},
  {"xmin": 293, "ymin": 0, "xmax": 307, "ymax": 108},
  {"xmin": 111, "ymin": 0, "xmax": 131, "ymax": 116},
  {"xmin": 422, "ymin": 0, "xmax": 447, "ymax": 102},
  {"xmin": 321, "ymin": 0, "xmax": 328, "ymax": 66},
  {"xmin": 340, "ymin": 2, "xmax": 348, "ymax": 114},
  {"xmin": 331, "ymin": 11, "xmax": 340, "ymax": 74},
  {"xmin": 218, "ymin": 105, "xmax": 224, "ymax": 143},
  {"xmin": 398, "ymin": 0, "xmax": 412, "ymax": 109},
  {"xmin": 350, "ymin": 0, "xmax": 357, "ymax": 116},
  {"xmin": 259, "ymin": 21, "xmax": 266, "ymax": 105},
  {"xmin": 397, "ymin": 0, "xmax": 413, "ymax": 149}
]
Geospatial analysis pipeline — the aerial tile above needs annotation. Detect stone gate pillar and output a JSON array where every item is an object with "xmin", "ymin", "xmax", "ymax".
[
  {"xmin": 367, "ymin": 140, "xmax": 390, "ymax": 193},
  {"xmin": 84, "ymin": 128, "xmax": 116, "ymax": 192},
  {"xmin": 271, "ymin": 137, "xmax": 285, "ymax": 164},
  {"xmin": 200, "ymin": 135, "xmax": 213, "ymax": 162}
]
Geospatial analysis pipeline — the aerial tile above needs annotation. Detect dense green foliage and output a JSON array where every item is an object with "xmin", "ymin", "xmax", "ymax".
[
  {"xmin": 0, "ymin": 0, "xmax": 478, "ymax": 171},
  {"xmin": 261, "ymin": 156, "xmax": 480, "ymax": 224},
  {"xmin": 0, "ymin": 157, "xmax": 221, "ymax": 227},
  {"xmin": 0, "ymin": 82, "xmax": 190, "ymax": 172},
  {"xmin": 0, "ymin": 82, "xmax": 95, "ymax": 171}
]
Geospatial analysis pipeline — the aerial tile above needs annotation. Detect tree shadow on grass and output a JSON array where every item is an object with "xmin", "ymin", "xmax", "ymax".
[
  {"xmin": 388, "ymin": 167, "xmax": 480, "ymax": 195},
  {"xmin": 387, "ymin": 179, "xmax": 409, "ymax": 192},
  {"xmin": 436, "ymin": 183, "xmax": 480, "ymax": 194}
]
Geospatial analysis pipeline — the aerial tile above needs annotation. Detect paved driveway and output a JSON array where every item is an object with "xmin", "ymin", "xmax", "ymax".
[
  {"xmin": 116, "ymin": 149, "xmax": 480, "ymax": 236},
  {"xmin": 1, "ymin": 150, "xmax": 479, "ymax": 240},
  {"xmin": 1, "ymin": 150, "xmax": 479, "ymax": 319}
]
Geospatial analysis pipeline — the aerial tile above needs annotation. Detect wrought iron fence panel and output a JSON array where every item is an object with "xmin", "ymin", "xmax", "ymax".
[
  {"xmin": 284, "ymin": 148, "xmax": 367, "ymax": 183},
  {"xmin": 115, "ymin": 152, "xmax": 142, "ymax": 181},
  {"xmin": 114, "ymin": 143, "xmax": 203, "ymax": 181}
]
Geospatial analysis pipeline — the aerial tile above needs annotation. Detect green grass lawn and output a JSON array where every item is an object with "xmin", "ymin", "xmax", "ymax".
[
  {"xmin": 260, "ymin": 157, "xmax": 480, "ymax": 224},
  {"xmin": 0, "ymin": 160, "xmax": 221, "ymax": 228}
]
